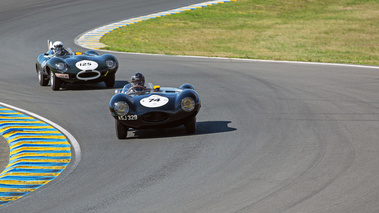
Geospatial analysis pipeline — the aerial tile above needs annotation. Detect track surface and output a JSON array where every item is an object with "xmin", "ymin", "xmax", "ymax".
[{"xmin": 1, "ymin": 0, "xmax": 379, "ymax": 212}]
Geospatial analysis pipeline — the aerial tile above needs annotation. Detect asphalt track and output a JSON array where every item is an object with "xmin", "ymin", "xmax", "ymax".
[{"xmin": 1, "ymin": 0, "xmax": 379, "ymax": 212}]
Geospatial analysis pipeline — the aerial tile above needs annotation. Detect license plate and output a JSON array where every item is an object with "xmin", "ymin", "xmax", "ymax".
[{"xmin": 118, "ymin": 115, "xmax": 137, "ymax": 120}]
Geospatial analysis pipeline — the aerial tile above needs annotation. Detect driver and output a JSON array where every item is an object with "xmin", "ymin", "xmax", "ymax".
[
  {"xmin": 127, "ymin": 72, "xmax": 147, "ymax": 93},
  {"xmin": 52, "ymin": 41, "xmax": 70, "ymax": 57}
]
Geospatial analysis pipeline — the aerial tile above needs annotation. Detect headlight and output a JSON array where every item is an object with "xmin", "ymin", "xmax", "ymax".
[
  {"xmin": 114, "ymin": 101, "xmax": 129, "ymax": 116},
  {"xmin": 106, "ymin": 60, "xmax": 116, "ymax": 69},
  {"xmin": 181, "ymin": 97, "xmax": 195, "ymax": 112},
  {"xmin": 55, "ymin": 62, "xmax": 67, "ymax": 72}
]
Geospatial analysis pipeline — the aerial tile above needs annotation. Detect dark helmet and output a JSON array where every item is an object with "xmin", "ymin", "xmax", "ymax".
[{"xmin": 131, "ymin": 72, "xmax": 145, "ymax": 86}]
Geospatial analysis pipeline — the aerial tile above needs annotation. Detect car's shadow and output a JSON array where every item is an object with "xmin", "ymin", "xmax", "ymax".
[
  {"xmin": 124, "ymin": 121, "xmax": 236, "ymax": 140},
  {"xmin": 58, "ymin": 80, "xmax": 128, "ymax": 91}
]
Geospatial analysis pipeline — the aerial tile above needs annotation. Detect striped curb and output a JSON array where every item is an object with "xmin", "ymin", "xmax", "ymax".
[
  {"xmin": 76, "ymin": 0, "xmax": 237, "ymax": 49},
  {"xmin": 0, "ymin": 106, "xmax": 71, "ymax": 206}
]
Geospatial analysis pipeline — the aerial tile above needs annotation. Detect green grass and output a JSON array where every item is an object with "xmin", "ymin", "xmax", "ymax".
[{"xmin": 101, "ymin": 0, "xmax": 379, "ymax": 65}]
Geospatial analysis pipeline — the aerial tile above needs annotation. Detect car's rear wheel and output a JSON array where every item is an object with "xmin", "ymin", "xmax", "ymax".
[
  {"xmin": 50, "ymin": 72, "xmax": 61, "ymax": 91},
  {"xmin": 184, "ymin": 117, "xmax": 196, "ymax": 134},
  {"xmin": 38, "ymin": 70, "xmax": 48, "ymax": 86},
  {"xmin": 105, "ymin": 73, "xmax": 115, "ymax": 88},
  {"xmin": 115, "ymin": 119, "xmax": 128, "ymax": 139}
]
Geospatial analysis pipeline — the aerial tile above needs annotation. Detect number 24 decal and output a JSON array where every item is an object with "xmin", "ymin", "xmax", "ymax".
[{"xmin": 140, "ymin": 95, "xmax": 169, "ymax": 108}]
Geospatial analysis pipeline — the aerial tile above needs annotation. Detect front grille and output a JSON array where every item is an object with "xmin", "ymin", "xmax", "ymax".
[
  {"xmin": 76, "ymin": 70, "xmax": 101, "ymax": 80},
  {"xmin": 141, "ymin": 112, "xmax": 169, "ymax": 122},
  {"xmin": 78, "ymin": 72, "xmax": 98, "ymax": 78}
]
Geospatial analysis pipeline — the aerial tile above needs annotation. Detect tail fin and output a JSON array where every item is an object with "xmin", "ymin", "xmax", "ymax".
[{"xmin": 47, "ymin": 40, "xmax": 53, "ymax": 50}]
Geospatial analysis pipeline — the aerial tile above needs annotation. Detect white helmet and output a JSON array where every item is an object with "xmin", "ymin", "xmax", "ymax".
[
  {"xmin": 53, "ymin": 41, "xmax": 65, "ymax": 56},
  {"xmin": 53, "ymin": 41, "xmax": 64, "ymax": 49}
]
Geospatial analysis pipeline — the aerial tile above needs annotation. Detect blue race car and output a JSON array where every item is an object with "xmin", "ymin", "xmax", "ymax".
[
  {"xmin": 109, "ymin": 72, "xmax": 201, "ymax": 139},
  {"xmin": 36, "ymin": 40, "xmax": 118, "ymax": 90}
]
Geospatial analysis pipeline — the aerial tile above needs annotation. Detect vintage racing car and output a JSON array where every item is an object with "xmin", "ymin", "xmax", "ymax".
[
  {"xmin": 35, "ymin": 40, "xmax": 118, "ymax": 90},
  {"xmin": 109, "ymin": 80, "xmax": 201, "ymax": 139}
]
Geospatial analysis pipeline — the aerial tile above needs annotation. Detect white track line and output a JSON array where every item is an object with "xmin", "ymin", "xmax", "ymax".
[{"xmin": 75, "ymin": 0, "xmax": 236, "ymax": 49}]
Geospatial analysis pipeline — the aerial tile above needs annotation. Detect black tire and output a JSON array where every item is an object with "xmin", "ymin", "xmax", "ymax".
[
  {"xmin": 38, "ymin": 70, "xmax": 48, "ymax": 86},
  {"xmin": 105, "ymin": 73, "xmax": 115, "ymax": 88},
  {"xmin": 115, "ymin": 119, "xmax": 128, "ymax": 139},
  {"xmin": 184, "ymin": 117, "xmax": 196, "ymax": 134},
  {"xmin": 50, "ymin": 72, "xmax": 61, "ymax": 91}
]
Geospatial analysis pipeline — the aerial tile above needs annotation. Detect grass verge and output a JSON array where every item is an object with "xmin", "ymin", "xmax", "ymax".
[{"xmin": 101, "ymin": 0, "xmax": 379, "ymax": 65}]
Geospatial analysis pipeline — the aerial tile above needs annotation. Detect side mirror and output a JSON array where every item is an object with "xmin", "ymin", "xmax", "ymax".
[{"xmin": 75, "ymin": 52, "xmax": 83, "ymax": 55}]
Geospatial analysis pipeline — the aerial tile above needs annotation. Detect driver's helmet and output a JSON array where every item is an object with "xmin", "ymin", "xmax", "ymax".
[
  {"xmin": 131, "ymin": 72, "xmax": 145, "ymax": 86},
  {"xmin": 53, "ymin": 41, "xmax": 64, "ymax": 56}
]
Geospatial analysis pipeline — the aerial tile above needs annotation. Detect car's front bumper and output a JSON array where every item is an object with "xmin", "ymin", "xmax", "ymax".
[{"xmin": 113, "ymin": 105, "xmax": 200, "ymax": 129}]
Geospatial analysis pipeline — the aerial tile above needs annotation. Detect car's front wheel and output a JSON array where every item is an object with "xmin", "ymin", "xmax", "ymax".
[
  {"xmin": 38, "ymin": 70, "xmax": 48, "ymax": 86},
  {"xmin": 115, "ymin": 119, "xmax": 128, "ymax": 139},
  {"xmin": 184, "ymin": 117, "xmax": 196, "ymax": 134},
  {"xmin": 105, "ymin": 73, "xmax": 115, "ymax": 88},
  {"xmin": 50, "ymin": 72, "xmax": 61, "ymax": 91}
]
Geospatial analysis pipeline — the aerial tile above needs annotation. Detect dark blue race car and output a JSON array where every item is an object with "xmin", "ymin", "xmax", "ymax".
[
  {"xmin": 109, "ymin": 81, "xmax": 201, "ymax": 139},
  {"xmin": 36, "ymin": 40, "xmax": 118, "ymax": 90}
]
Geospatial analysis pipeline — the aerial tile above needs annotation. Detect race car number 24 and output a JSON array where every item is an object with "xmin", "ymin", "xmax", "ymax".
[{"xmin": 118, "ymin": 115, "xmax": 137, "ymax": 121}]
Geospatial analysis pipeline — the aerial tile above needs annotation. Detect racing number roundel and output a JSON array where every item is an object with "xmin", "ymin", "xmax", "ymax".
[
  {"xmin": 75, "ymin": 60, "xmax": 98, "ymax": 70},
  {"xmin": 140, "ymin": 95, "xmax": 169, "ymax": 108}
]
